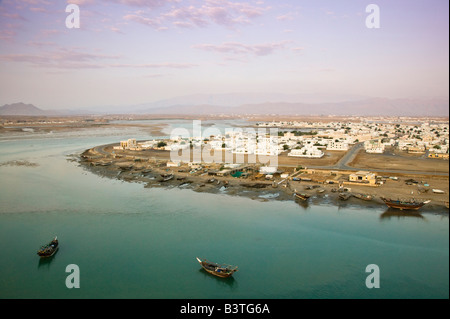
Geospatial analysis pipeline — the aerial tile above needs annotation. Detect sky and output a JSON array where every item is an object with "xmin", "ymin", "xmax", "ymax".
[{"xmin": 0, "ymin": 0, "xmax": 448, "ymax": 110}]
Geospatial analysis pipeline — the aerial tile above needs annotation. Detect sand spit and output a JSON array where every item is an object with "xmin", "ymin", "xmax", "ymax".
[{"xmin": 78, "ymin": 144, "xmax": 449, "ymax": 215}]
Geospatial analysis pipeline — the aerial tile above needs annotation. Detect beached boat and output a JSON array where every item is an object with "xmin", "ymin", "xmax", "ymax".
[
  {"xmin": 339, "ymin": 193, "xmax": 351, "ymax": 201},
  {"xmin": 196, "ymin": 257, "xmax": 238, "ymax": 278},
  {"xmin": 37, "ymin": 236, "xmax": 58, "ymax": 258},
  {"xmin": 381, "ymin": 197, "xmax": 430, "ymax": 211},
  {"xmin": 293, "ymin": 192, "xmax": 310, "ymax": 201},
  {"xmin": 432, "ymin": 189, "xmax": 445, "ymax": 194},
  {"xmin": 161, "ymin": 174, "xmax": 174, "ymax": 182},
  {"xmin": 353, "ymin": 193, "xmax": 373, "ymax": 201}
]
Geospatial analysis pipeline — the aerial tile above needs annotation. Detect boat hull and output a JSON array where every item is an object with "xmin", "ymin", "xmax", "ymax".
[
  {"xmin": 381, "ymin": 198, "xmax": 426, "ymax": 211},
  {"xmin": 38, "ymin": 247, "xmax": 58, "ymax": 258},
  {"xmin": 353, "ymin": 193, "xmax": 372, "ymax": 201},
  {"xmin": 203, "ymin": 268, "xmax": 234, "ymax": 278},
  {"xmin": 294, "ymin": 193, "xmax": 310, "ymax": 201},
  {"xmin": 37, "ymin": 237, "xmax": 58, "ymax": 258},
  {"xmin": 384, "ymin": 203, "xmax": 424, "ymax": 211},
  {"xmin": 196, "ymin": 258, "xmax": 237, "ymax": 278}
]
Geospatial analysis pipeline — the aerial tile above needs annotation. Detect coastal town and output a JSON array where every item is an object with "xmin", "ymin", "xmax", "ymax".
[{"xmin": 79, "ymin": 116, "xmax": 449, "ymax": 212}]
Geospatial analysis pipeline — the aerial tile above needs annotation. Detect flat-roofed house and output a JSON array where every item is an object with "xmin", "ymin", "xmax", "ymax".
[{"xmin": 349, "ymin": 171, "xmax": 377, "ymax": 185}]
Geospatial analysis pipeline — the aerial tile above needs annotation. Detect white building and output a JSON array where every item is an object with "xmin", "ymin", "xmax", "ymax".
[
  {"xmin": 364, "ymin": 140, "xmax": 385, "ymax": 154},
  {"xmin": 114, "ymin": 138, "xmax": 139, "ymax": 150},
  {"xmin": 255, "ymin": 137, "xmax": 280, "ymax": 156},
  {"xmin": 288, "ymin": 145, "xmax": 324, "ymax": 158},
  {"xmin": 326, "ymin": 140, "xmax": 349, "ymax": 151},
  {"xmin": 139, "ymin": 140, "xmax": 158, "ymax": 149},
  {"xmin": 260, "ymin": 166, "xmax": 277, "ymax": 174}
]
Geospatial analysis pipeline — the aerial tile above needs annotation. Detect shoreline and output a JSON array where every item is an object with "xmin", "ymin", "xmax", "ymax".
[{"xmin": 78, "ymin": 143, "xmax": 449, "ymax": 215}]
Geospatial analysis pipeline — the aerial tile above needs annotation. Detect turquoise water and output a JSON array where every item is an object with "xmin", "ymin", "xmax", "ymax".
[{"xmin": 0, "ymin": 124, "xmax": 448, "ymax": 299}]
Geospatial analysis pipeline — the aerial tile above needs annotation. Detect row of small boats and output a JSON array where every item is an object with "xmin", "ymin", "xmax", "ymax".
[{"xmin": 293, "ymin": 191, "xmax": 431, "ymax": 211}]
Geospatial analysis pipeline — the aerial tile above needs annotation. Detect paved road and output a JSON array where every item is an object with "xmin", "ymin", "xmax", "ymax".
[
  {"xmin": 334, "ymin": 142, "xmax": 364, "ymax": 170},
  {"xmin": 307, "ymin": 142, "xmax": 449, "ymax": 177},
  {"xmin": 92, "ymin": 143, "xmax": 115, "ymax": 157}
]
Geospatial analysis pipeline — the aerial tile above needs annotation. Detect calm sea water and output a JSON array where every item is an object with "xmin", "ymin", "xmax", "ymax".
[{"xmin": 0, "ymin": 122, "xmax": 448, "ymax": 299}]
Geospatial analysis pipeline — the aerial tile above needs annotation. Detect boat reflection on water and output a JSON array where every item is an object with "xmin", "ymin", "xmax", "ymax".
[
  {"xmin": 294, "ymin": 199, "xmax": 310, "ymax": 210},
  {"xmin": 198, "ymin": 268, "xmax": 238, "ymax": 289},
  {"xmin": 380, "ymin": 208, "xmax": 425, "ymax": 221},
  {"xmin": 37, "ymin": 253, "xmax": 57, "ymax": 269}
]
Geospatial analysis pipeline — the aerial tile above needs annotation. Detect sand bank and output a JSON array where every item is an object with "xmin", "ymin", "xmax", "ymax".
[{"xmin": 78, "ymin": 144, "xmax": 449, "ymax": 214}]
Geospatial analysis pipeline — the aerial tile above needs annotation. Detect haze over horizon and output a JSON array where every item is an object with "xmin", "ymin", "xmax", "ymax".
[{"xmin": 0, "ymin": 0, "xmax": 448, "ymax": 111}]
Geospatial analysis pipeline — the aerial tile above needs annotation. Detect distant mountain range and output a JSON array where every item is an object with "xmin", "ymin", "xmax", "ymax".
[
  {"xmin": 1, "ymin": 95, "xmax": 448, "ymax": 117},
  {"xmin": 130, "ymin": 92, "xmax": 370, "ymax": 110},
  {"xmin": 135, "ymin": 97, "xmax": 449, "ymax": 117},
  {"xmin": 0, "ymin": 103, "xmax": 57, "ymax": 116},
  {"xmin": 0, "ymin": 102, "xmax": 88, "ymax": 116}
]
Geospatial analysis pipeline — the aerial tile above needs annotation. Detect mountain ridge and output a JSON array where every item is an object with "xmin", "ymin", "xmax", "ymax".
[
  {"xmin": 0, "ymin": 102, "xmax": 55, "ymax": 116},
  {"xmin": 1, "ymin": 96, "xmax": 448, "ymax": 117},
  {"xmin": 137, "ymin": 97, "xmax": 449, "ymax": 117}
]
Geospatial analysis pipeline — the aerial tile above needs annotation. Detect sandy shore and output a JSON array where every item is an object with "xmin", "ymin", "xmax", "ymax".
[
  {"xmin": 0, "ymin": 115, "xmax": 169, "ymax": 136},
  {"xmin": 78, "ymin": 144, "xmax": 449, "ymax": 214}
]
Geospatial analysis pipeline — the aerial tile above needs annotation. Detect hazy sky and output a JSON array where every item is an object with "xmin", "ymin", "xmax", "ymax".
[{"xmin": 0, "ymin": 0, "xmax": 448, "ymax": 109}]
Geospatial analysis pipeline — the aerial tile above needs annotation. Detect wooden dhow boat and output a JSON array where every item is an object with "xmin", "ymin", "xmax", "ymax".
[
  {"xmin": 160, "ymin": 174, "xmax": 174, "ymax": 182},
  {"xmin": 381, "ymin": 197, "xmax": 430, "ymax": 211},
  {"xmin": 353, "ymin": 193, "xmax": 373, "ymax": 201},
  {"xmin": 196, "ymin": 257, "xmax": 238, "ymax": 278},
  {"xmin": 339, "ymin": 193, "xmax": 351, "ymax": 201},
  {"xmin": 37, "ymin": 236, "xmax": 59, "ymax": 258},
  {"xmin": 293, "ymin": 192, "xmax": 310, "ymax": 201}
]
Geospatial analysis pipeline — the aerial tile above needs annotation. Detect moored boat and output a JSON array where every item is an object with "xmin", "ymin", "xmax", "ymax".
[
  {"xmin": 353, "ymin": 193, "xmax": 373, "ymax": 201},
  {"xmin": 339, "ymin": 193, "xmax": 351, "ymax": 201},
  {"xmin": 293, "ymin": 192, "xmax": 310, "ymax": 201},
  {"xmin": 381, "ymin": 197, "xmax": 430, "ymax": 211},
  {"xmin": 37, "ymin": 236, "xmax": 58, "ymax": 258},
  {"xmin": 196, "ymin": 257, "xmax": 238, "ymax": 278},
  {"xmin": 161, "ymin": 174, "xmax": 174, "ymax": 182}
]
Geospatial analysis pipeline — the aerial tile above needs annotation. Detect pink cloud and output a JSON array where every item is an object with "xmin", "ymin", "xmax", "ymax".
[
  {"xmin": 66, "ymin": 0, "xmax": 177, "ymax": 7},
  {"xmin": 193, "ymin": 41, "xmax": 291, "ymax": 57},
  {"xmin": 276, "ymin": 13, "xmax": 294, "ymax": 21},
  {"xmin": 0, "ymin": 29, "xmax": 17, "ymax": 42},
  {"xmin": 0, "ymin": 22, "xmax": 20, "ymax": 42},
  {"xmin": 0, "ymin": 48, "xmax": 197, "ymax": 70},
  {"xmin": 0, "ymin": 49, "xmax": 120, "ymax": 69},
  {"xmin": 0, "ymin": 12, "xmax": 26, "ymax": 20},
  {"xmin": 66, "ymin": 0, "xmax": 96, "ymax": 5},
  {"xmin": 19, "ymin": 0, "xmax": 51, "ymax": 5},
  {"xmin": 109, "ymin": 26, "xmax": 123, "ymax": 33},
  {"xmin": 29, "ymin": 7, "xmax": 48, "ymax": 12},
  {"xmin": 123, "ymin": 14, "xmax": 162, "ymax": 28},
  {"xmin": 124, "ymin": 0, "xmax": 269, "ymax": 29},
  {"xmin": 109, "ymin": 62, "xmax": 197, "ymax": 69}
]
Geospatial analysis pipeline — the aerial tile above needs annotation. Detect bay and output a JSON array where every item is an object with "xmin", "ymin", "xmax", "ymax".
[{"xmin": 0, "ymin": 121, "xmax": 448, "ymax": 299}]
